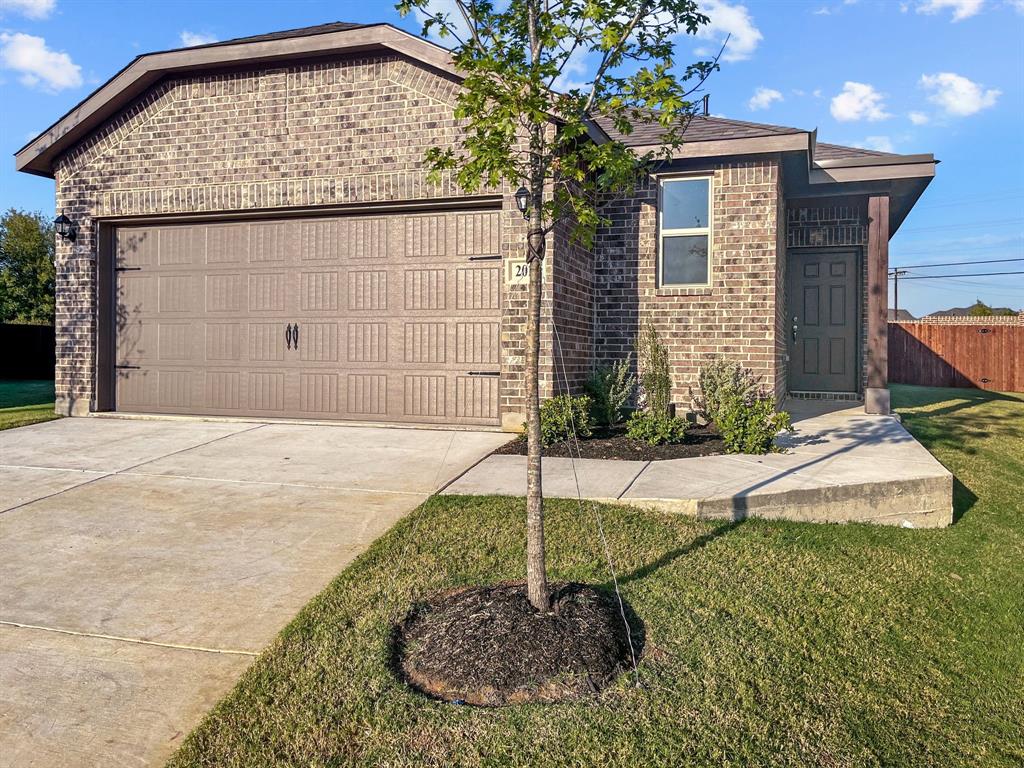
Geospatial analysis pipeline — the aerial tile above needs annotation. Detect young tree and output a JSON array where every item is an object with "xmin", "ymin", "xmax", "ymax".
[
  {"xmin": 398, "ymin": 0, "xmax": 716, "ymax": 611},
  {"xmin": 0, "ymin": 209, "xmax": 56, "ymax": 325}
]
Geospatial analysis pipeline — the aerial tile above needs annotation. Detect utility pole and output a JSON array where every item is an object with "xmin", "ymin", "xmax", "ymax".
[{"xmin": 889, "ymin": 269, "xmax": 909, "ymax": 317}]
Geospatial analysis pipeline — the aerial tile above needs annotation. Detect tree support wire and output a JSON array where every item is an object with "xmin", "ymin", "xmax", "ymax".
[{"xmin": 551, "ymin": 321, "xmax": 641, "ymax": 687}]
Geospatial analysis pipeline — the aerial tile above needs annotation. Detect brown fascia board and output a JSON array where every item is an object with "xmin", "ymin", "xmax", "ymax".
[
  {"xmin": 15, "ymin": 24, "xmax": 458, "ymax": 178},
  {"xmin": 809, "ymin": 158, "xmax": 937, "ymax": 185},
  {"xmin": 628, "ymin": 131, "xmax": 810, "ymax": 159}
]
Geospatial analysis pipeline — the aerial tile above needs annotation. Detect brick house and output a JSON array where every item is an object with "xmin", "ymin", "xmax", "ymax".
[{"xmin": 16, "ymin": 22, "xmax": 936, "ymax": 430}]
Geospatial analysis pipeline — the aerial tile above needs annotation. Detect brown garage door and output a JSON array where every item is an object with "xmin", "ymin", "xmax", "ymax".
[{"xmin": 114, "ymin": 210, "xmax": 503, "ymax": 425}]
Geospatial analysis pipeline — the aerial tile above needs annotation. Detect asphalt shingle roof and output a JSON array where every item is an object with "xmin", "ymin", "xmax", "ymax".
[{"xmin": 174, "ymin": 22, "xmax": 369, "ymax": 51}]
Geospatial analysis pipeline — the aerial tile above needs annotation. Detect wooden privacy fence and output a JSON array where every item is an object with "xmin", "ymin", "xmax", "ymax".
[
  {"xmin": 888, "ymin": 321, "xmax": 1023, "ymax": 392},
  {"xmin": 0, "ymin": 324, "xmax": 56, "ymax": 379}
]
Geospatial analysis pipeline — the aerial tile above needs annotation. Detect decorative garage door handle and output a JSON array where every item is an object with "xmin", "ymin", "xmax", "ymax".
[
  {"xmin": 293, "ymin": 323, "xmax": 299, "ymax": 350},
  {"xmin": 285, "ymin": 324, "xmax": 294, "ymax": 350}
]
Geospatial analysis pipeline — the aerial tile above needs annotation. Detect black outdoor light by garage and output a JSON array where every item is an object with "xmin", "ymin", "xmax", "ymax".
[
  {"xmin": 54, "ymin": 211, "xmax": 76, "ymax": 242},
  {"xmin": 514, "ymin": 186, "xmax": 530, "ymax": 219}
]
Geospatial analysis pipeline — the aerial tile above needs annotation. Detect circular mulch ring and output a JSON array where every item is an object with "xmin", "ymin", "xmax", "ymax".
[{"xmin": 392, "ymin": 582, "xmax": 641, "ymax": 706}]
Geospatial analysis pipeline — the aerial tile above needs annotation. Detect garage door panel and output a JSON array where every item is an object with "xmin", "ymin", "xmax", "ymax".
[{"xmin": 115, "ymin": 209, "xmax": 502, "ymax": 425}]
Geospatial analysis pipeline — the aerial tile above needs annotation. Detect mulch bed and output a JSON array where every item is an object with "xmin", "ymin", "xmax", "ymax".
[
  {"xmin": 492, "ymin": 424, "xmax": 725, "ymax": 461},
  {"xmin": 392, "ymin": 582, "xmax": 640, "ymax": 706}
]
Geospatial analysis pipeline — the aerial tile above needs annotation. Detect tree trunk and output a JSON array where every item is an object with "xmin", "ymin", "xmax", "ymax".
[
  {"xmin": 524, "ymin": 183, "xmax": 548, "ymax": 612},
  {"xmin": 523, "ymin": 0, "xmax": 548, "ymax": 613}
]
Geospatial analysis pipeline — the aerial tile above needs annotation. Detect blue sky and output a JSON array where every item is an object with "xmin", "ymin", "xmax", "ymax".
[{"xmin": 1, "ymin": 0, "xmax": 1021, "ymax": 316}]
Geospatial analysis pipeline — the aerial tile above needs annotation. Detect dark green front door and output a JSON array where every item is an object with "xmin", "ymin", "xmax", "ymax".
[{"xmin": 788, "ymin": 250, "xmax": 858, "ymax": 392}]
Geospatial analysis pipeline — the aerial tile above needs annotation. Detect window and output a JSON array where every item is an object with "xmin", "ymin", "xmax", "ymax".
[{"xmin": 659, "ymin": 177, "xmax": 712, "ymax": 287}]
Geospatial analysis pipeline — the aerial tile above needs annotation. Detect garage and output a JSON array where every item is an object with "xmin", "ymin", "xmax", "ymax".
[{"xmin": 112, "ymin": 209, "xmax": 503, "ymax": 425}]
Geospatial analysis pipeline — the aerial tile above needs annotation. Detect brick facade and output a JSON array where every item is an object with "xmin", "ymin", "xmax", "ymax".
[
  {"xmin": 52, "ymin": 54, "xmax": 549, "ymax": 420},
  {"xmin": 49, "ymin": 48, "xmax": 877, "ymax": 424},
  {"xmin": 593, "ymin": 158, "xmax": 785, "ymax": 408}
]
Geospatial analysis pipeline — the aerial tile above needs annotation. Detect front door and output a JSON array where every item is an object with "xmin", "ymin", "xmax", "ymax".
[{"xmin": 788, "ymin": 250, "xmax": 858, "ymax": 393}]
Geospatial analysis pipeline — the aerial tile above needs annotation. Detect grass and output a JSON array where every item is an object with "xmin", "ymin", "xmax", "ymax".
[
  {"xmin": 168, "ymin": 385, "xmax": 1024, "ymax": 768},
  {"xmin": 0, "ymin": 380, "xmax": 59, "ymax": 430}
]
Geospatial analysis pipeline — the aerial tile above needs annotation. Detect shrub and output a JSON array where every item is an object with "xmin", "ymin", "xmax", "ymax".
[
  {"xmin": 584, "ymin": 359, "xmax": 635, "ymax": 427},
  {"xmin": 536, "ymin": 394, "xmax": 593, "ymax": 447},
  {"xmin": 625, "ymin": 410, "xmax": 689, "ymax": 446},
  {"xmin": 691, "ymin": 356, "xmax": 760, "ymax": 426},
  {"xmin": 716, "ymin": 390, "xmax": 793, "ymax": 455},
  {"xmin": 635, "ymin": 323, "xmax": 673, "ymax": 417}
]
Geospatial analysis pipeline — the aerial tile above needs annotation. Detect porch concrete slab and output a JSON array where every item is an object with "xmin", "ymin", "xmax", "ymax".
[
  {"xmin": 0, "ymin": 417, "xmax": 255, "ymax": 473},
  {"xmin": 0, "ymin": 626, "xmax": 251, "ymax": 768},
  {"xmin": 443, "ymin": 454, "xmax": 649, "ymax": 500},
  {"xmin": 0, "ymin": 466, "xmax": 104, "ymax": 512},
  {"xmin": 442, "ymin": 406, "xmax": 954, "ymax": 528},
  {"xmin": 0, "ymin": 473, "xmax": 420, "ymax": 652},
  {"xmin": 130, "ymin": 423, "xmax": 511, "ymax": 494}
]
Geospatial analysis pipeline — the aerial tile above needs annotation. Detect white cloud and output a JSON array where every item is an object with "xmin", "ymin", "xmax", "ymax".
[
  {"xmin": 830, "ymin": 81, "xmax": 890, "ymax": 121},
  {"xmin": 916, "ymin": 0, "xmax": 984, "ymax": 20},
  {"xmin": 908, "ymin": 110, "xmax": 930, "ymax": 125},
  {"xmin": 553, "ymin": 47, "xmax": 590, "ymax": 92},
  {"xmin": 856, "ymin": 135, "xmax": 896, "ymax": 152},
  {"xmin": 180, "ymin": 31, "xmax": 218, "ymax": 47},
  {"xmin": 813, "ymin": 6, "xmax": 832, "ymax": 13},
  {"xmin": 0, "ymin": 32, "xmax": 81, "ymax": 91},
  {"xmin": 695, "ymin": 0, "xmax": 763, "ymax": 62},
  {"xmin": 1010, "ymin": 0, "xmax": 1024, "ymax": 13},
  {"xmin": 920, "ymin": 72, "xmax": 1000, "ymax": 115},
  {"xmin": 748, "ymin": 86, "xmax": 782, "ymax": 110},
  {"xmin": 0, "ymin": 0, "xmax": 55, "ymax": 19}
]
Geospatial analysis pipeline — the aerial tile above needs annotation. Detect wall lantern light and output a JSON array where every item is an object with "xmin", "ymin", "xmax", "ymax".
[
  {"xmin": 514, "ymin": 186, "xmax": 530, "ymax": 220},
  {"xmin": 54, "ymin": 211, "xmax": 77, "ymax": 242}
]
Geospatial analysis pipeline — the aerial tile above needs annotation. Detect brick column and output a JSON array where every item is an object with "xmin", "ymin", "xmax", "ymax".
[{"xmin": 865, "ymin": 195, "xmax": 890, "ymax": 414}]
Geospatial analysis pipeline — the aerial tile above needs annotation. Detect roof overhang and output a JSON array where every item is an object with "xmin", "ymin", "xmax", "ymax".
[
  {"xmin": 15, "ymin": 23, "xmax": 458, "ymax": 178},
  {"xmin": 629, "ymin": 131, "xmax": 810, "ymax": 160}
]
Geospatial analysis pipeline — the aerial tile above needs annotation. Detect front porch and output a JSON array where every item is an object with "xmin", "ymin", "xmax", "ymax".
[
  {"xmin": 444, "ymin": 396, "xmax": 953, "ymax": 528},
  {"xmin": 784, "ymin": 195, "xmax": 893, "ymax": 414}
]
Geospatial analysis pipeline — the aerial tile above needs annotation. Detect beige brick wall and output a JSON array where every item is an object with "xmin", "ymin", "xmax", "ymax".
[
  {"xmin": 594, "ymin": 158, "xmax": 785, "ymax": 410},
  {"xmin": 52, "ymin": 53, "xmax": 544, "ymax": 419}
]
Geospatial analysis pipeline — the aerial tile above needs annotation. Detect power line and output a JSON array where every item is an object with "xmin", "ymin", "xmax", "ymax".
[
  {"xmin": 890, "ymin": 257, "xmax": 1024, "ymax": 269},
  {"xmin": 894, "ymin": 271, "xmax": 1024, "ymax": 280},
  {"xmin": 898, "ymin": 218, "xmax": 1024, "ymax": 234}
]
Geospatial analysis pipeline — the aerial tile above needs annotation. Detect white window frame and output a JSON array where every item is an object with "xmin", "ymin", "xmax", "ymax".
[{"xmin": 658, "ymin": 175, "xmax": 714, "ymax": 288}]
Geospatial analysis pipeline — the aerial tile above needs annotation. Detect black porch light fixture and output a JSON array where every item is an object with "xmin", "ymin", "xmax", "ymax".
[
  {"xmin": 514, "ymin": 186, "xmax": 530, "ymax": 220},
  {"xmin": 54, "ymin": 211, "xmax": 76, "ymax": 242}
]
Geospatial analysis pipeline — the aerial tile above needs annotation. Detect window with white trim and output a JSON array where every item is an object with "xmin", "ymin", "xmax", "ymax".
[{"xmin": 659, "ymin": 176, "xmax": 712, "ymax": 287}]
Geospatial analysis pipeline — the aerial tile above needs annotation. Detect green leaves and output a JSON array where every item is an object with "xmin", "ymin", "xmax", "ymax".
[{"xmin": 397, "ymin": 0, "xmax": 716, "ymax": 246}]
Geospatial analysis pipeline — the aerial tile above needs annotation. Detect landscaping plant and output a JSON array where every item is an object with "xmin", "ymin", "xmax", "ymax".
[
  {"xmin": 691, "ymin": 355, "xmax": 760, "ymax": 426},
  {"xmin": 538, "ymin": 394, "xmax": 593, "ymax": 447},
  {"xmin": 716, "ymin": 389, "xmax": 793, "ymax": 455},
  {"xmin": 692, "ymin": 357, "xmax": 791, "ymax": 454},
  {"xmin": 584, "ymin": 360, "xmax": 635, "ymax": 427},
  {"xmin": 398, "ymin": 0, "xmax": 718, "ymax": 611},
  {"xmin": 627, "ymin": 323, "xmax": 688, "ymax": 445}
]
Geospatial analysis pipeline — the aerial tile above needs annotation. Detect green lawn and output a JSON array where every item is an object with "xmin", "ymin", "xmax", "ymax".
[
  {"xmin": 0, "ymin": 380, "xmax": 59, "ymax": 430},
  {"xmin": 168, "ymin": 385, "xmax": 1024, "ymax": 768}
]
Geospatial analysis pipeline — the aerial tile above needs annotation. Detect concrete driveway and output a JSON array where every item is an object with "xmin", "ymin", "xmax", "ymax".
[{"xmin": 0, "ymin": 417, "xmax": 508, "ymax": 768}]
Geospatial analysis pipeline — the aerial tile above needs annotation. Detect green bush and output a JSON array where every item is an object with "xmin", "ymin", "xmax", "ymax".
[
  {"xmin": 716, "ymin": 391, "xmax": 793, "ymax": 455},
  {"xmin": 585, "ymin": 359, "xmax": 635, "ymax": 426},
  {"xmin": 691, "ymin": 356, "xmax": 760, "ymax": 425},
  {"xmin": 536, "ymin": 394, "xmax": 593, "ymax": 447},
  {"xmin": 625, "ymin": 410, "xmax": 688, "ymax": 446},
  {"xmin": 635, "ymin": 323, "xmax": 673, "ymax": 418}
]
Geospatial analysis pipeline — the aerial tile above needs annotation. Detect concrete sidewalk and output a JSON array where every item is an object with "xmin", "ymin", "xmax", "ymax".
[{"xmin": 444, "ymin": 400, "xmax": 954, "ymax": 528}]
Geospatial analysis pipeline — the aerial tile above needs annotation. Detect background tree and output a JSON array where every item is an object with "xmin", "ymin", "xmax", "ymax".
[
  {"xmin": 0, "ymin": 209, "xmax": 56, "ymax": 325},
  {"xmin": 398, "ymin": 0, "xmax": 716, "ymax": 611}
]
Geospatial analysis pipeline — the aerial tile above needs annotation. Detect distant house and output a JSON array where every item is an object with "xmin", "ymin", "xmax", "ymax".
[
  {"xmin": 888, "ymin": 309, "xmax": 916, "ymax": 321},
  {"xmin": 15, "ymin": 22, "xmax": 938, "ymax": 424},
  {"xmin": 929, "ymin": 301, "xmax": 1019, "ymax": 318}
]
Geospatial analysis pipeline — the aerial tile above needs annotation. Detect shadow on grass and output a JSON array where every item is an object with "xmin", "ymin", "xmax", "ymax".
[
  {"xmin": 952, "ymin": 477, "xmax": 979, "ymax": 525},
  {"xmin": 612, "ymin": 520, "xmax": 744, "ymax": 589}
]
